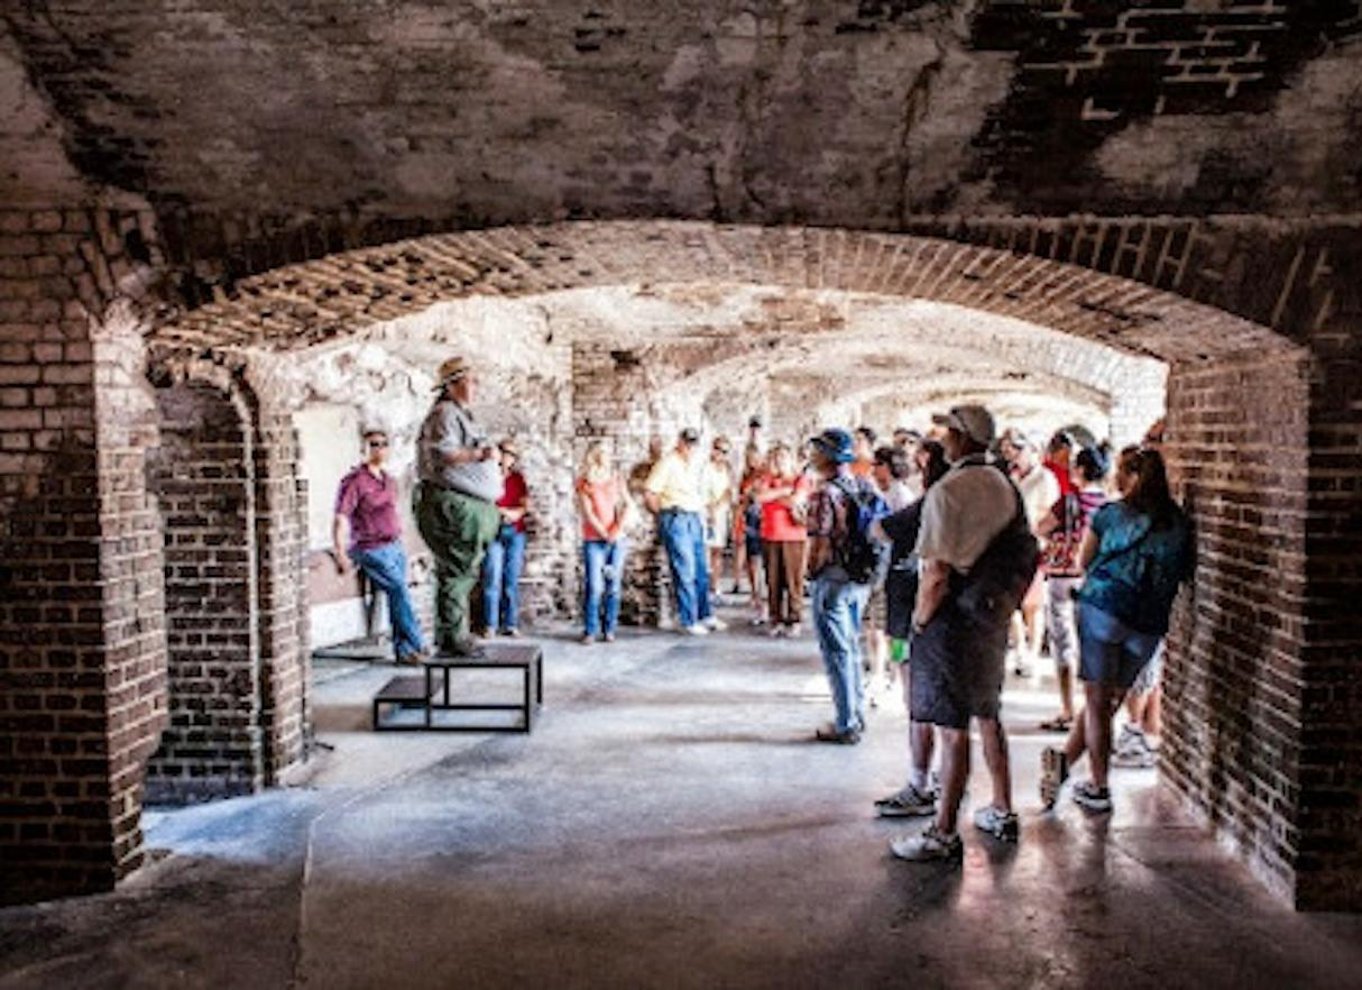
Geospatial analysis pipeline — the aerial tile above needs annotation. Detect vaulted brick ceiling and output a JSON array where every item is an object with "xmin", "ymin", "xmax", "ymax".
[{"xmin": 3, "ymin": 1, "xmax": 1360, "ymax": 226}]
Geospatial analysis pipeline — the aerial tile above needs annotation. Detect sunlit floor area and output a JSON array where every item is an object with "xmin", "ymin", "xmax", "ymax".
[{"xmin": 2, "ymin": 609, "xmax": 1359, "ymax": 990}]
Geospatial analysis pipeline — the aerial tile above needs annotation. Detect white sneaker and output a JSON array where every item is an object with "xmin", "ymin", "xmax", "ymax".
[
  {"xmin": 890, "ymin": 826, "xmax": 963, "ymax": 863},
  {"xmin": 683, "ymin": 624, "xmax": 710, "ymax": 637},
  {"xmin": 972, "ymin": 805, "xmax": 1020, "ymax": 842},
  {"xmin": 705, "ymin": 616, "xmax": 728, "ymax": 632}
]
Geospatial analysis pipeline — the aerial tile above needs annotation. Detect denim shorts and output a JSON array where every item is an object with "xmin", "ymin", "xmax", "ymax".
[{"xmin": 1077, "ymin": 601, "xmax": 1162, "ymax": 690}]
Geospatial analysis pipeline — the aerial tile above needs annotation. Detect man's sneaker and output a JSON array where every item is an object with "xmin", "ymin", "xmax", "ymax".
[
  {"xmin": 705, "ymin": 616, "xmax": 728, "ymax": 632},
  {"xmin": 874, "ymin": 785, "xmax": 936, "ymax": 819},
  {"xmin": 1071, "ymin": 780, "xmax": 1113, "ymax": 813},
  {"xmin": 683, "ymin": 623, "xmax": 710, "ymax": 637},
  {"xmin": 973, "ymin": 805, "xmax": 1020, "ymax": 842},
  {"xmin": 814, "ymin": 723, "xmax": 861, "ymax": 745},
  {"xmin": 1040, "ymin": 746, "xmax": 1069, "ymax": 811},
  {"xmin": 890, "ymin": 826, "xmax": 963, "ymax": 863},
  {"xmin": 787, "ymin": 622, "xmax": 802, "ymax": 637}
]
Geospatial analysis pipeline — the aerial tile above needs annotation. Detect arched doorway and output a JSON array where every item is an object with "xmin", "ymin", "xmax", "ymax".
[{"xmin": 140, "ymin": 221, "xmax": 1320, "ymax": 907}]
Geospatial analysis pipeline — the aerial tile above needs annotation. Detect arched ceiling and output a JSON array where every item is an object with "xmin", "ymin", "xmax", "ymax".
[
  {"xmin": 146, "ymin": 223, "xmax": 1298, "ymax": 367},
  {"xmin": 3, "ymin": 4, "xmax": 1359, "ymax": 219}
]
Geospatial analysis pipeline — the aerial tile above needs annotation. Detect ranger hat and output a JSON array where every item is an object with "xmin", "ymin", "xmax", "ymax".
[{"xmin": 434, "ymin": 356, "xmax": 471, "ymax": 390}]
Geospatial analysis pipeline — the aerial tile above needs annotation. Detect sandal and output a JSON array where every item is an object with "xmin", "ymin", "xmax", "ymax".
[{"xmin": 1039, "ymin": 715, "xmax": 1073, "ymax": 733}]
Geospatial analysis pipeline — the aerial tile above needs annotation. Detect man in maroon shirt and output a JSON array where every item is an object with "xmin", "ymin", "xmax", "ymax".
[{"xmin": 333, "ymin": 428, "xmax": 429, "ymax": 664}]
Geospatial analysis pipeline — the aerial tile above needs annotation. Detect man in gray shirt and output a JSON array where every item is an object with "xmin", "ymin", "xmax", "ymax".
[{"xmin": 415, "ymin": 356, "xmax": 504, "ymax": 657}]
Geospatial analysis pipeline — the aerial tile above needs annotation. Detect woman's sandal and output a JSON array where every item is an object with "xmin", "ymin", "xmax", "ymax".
[{"xmin": 1039, "ymin": 714, "xmax": 1073, "ymax": 732}]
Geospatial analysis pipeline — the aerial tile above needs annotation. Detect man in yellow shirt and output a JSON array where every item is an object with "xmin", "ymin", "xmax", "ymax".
[{"xmin": 645, "ymin": 428, "xmax": 725, "ymax": 636}]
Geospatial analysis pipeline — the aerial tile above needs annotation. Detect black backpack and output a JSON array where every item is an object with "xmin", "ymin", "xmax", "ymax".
[
  {"xmin": 830, "ymin": 476, "xmax": 890, "ymax": 585},
  {"xmin": 952, "ymin": 467, "xmax": 1041, "ymax": 626}
]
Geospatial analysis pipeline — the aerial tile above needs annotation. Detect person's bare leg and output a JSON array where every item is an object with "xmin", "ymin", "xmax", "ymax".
[
  {"xmin": 1064, "ymin": 695, "xmax": 1089, "ymax": 767},
  {"xmin": 1023, "ymin": 602, "xmax": 1045, "ymax": 667},
  {"xmin": 1058, "ymin": 665, "xmax": 1075, "ymax": 721},
  {"xmin": 978, "ymin": 716, "xmax": 1013, "ymax": 814},
  {"xmin": 1088, "ymin": 684, "xmax": 1127, "ymax": 789},
  {"xmin": 1142, "ymin": 682, "xmax": 1163, "ymax": 738},
  {"xmin": 934, "ymin": 727, "xmax": 970, "ymax": 834}
]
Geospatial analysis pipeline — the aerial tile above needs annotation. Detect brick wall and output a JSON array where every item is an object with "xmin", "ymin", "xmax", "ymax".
[
  {"xmin": 1297, "ymin": 235, "xmax": 1362, "ymax": 911},
  {"xmin": 0, "ymin": 208, "xmax": 168, "ymax": 904},
  {"xmin": 1163, "ymin": 350, "xmax": 1311, "ymax": 903},
  {"xmin": 145, "ymin": 381, "xmax": 262, "ymax": 802}
]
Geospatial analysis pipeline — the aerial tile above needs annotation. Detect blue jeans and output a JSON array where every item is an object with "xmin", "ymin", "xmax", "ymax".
[
  {"xmin": 583, "ymin": 538, "xmax": 628, "ymax": 637},
  {"xmin": 1077, "ymin": 601, "xmax": 1162, "ymax": 690},
  {"xmin": 658, "ymin": 510, "xmax": 712, "ymax": 629},
  {"xmin": 351, "ymin": 540, "xmax": 427, "ymax": 660},
  {"xmin": 481, "ymin": 526, "xmax": 527, "ymax": 632},
  {"xmin": 812, "ymin": 575, "xmax": 870, "ymax": 734}
]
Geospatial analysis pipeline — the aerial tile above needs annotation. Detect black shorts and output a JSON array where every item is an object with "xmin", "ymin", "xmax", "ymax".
[
  {"xmin": 884, "ymin": 567, "xmax": 917, "ymax": 641},
  {"xmin": 908, "ymin": 600, "xmax": 1008, "ymax": 730}
]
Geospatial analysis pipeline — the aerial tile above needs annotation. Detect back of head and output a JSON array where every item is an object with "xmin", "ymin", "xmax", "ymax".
[
  {"xmin": 919, "ymin": 439, "xmax": 950, "ymax": 490},
  {"xmin": 1119, "ymin": 445, "xmax": 1177, "ymax": 525},
  {"xmin": 1074, "ymin": 445, "xmax": 1109, "ymax": 484}
]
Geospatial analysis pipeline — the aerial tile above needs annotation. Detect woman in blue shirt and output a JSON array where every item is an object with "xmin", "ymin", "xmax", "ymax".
[{"xmin": 1040, "ymin": 445, "xmax": 1193, "ymax": 814}]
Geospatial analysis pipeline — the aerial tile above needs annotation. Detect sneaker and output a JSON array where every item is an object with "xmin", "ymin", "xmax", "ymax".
[
  {"xmin": 603, "ymin": 632, "xmax": 616, "ymax": 643},
  {"xmin": 787, "ymin": 623, "xmax": 802, "ymax": 637},
  {"xmin": 683, "ymin": 624, "xmax": 710, "ymax": 637},
  {"xmin": 874, "ymin": 785, "xmax": 936, "ymax": 819},
  {"xmin": 1071, "ymin": 781, "xmax": 1113, "ymax": 813},
  {"xmin": 890, "ymin": 826, "xmax": 963, "ymax": 863},
  {"xmin": 1112, "ymin": 733, "xmax": 1157, "ymax": 769},
  {"xmin": 751, "ymin": 612, "xmax": 768, "ymax": 627},
  {"xmin": 814, "ymin": 723, "xmax": 861, "ymax": 745},
  {"xmin": 973, "ymin": 805, "xmax": 1020, "ymax": 842},
  {"xmin": 767, "ymin": 625, "xmax": 784, "ymax": 638},
  {"xmin": 1040, "ymin": 747, "xmax": 1069, "ymax": 811},
  {"xmin": 580, "ymin": 633, "xmax": 595, "ymax": 645},
  {"xmin": 705, "ymin": 616, "xmax": 728, "ymax": 632},
  {"xmin": 500, "ymin": 627, "xmax": 520, "ymax": 638},
  {"xmin": 396, "ymin": 649, "xmax": 430, "ymax": 666}
]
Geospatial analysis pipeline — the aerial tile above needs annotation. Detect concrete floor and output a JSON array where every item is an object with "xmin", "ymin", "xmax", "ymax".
[{"xmin": 3, "ymin": 610, "xmax": 1361, "ymax": 990}]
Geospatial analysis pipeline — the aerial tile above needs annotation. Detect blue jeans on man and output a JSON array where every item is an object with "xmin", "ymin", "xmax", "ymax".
[
  {"xmin": 351, "ymin": 540, "xmax": 427, "ymax": 661},
  {"xmin": 481, "ymin": 525, "xmax": 527, "ymax": 633},
  {"xmin": 583, "ymin": 538, "xmax": 628, "ymax": 638},
  {"xmin": 812, "ymin": 572, "xmax": 870, "ymax": 734},
  {"xmin": 658, "ymin": 509, "xmax": 712, "ymax": 629}
]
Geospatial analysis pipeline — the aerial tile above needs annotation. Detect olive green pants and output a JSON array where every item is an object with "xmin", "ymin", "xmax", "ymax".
[{"xmin": 415, "ymin": 482, "xmax": 502, "ymax": 651}]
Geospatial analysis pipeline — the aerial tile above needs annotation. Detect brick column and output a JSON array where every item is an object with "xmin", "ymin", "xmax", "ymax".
[{"xmin": 0, "ymin": 210, "xmax": 168, "ymax": 904}]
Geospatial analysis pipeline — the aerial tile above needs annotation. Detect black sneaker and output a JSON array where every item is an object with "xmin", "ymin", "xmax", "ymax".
[{"xmin": 1071, "ymin": 781, "xmax": 1113, "ymax": 813}]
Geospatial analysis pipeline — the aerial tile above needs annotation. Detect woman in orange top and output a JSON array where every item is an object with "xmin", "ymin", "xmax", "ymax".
[
  {"xmin": 577, "ymin": 441, "xmax": 633, "ymax": 644},
  {"xmin": 755, "ymin": 443, "xmax": 812, "ymax": 636}
]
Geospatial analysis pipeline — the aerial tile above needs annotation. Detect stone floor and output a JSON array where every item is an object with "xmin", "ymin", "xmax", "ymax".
[{"xmin": 3, "ymin": 611, "xmax": 1361, "ymax": 989}]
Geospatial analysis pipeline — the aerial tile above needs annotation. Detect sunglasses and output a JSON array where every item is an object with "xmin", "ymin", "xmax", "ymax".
[{"xmin": 367, "ymin": 439, "xmax": 389, "ymax": 448}]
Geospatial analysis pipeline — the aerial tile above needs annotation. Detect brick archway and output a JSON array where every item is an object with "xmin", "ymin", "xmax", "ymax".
[
  {"xmin": 139, "ymin": 220, "xmax": 1325, "ymax": 906},
  {"xmin": 142, "ymin": 357, "xmax": 312, "ymax": 806}
]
